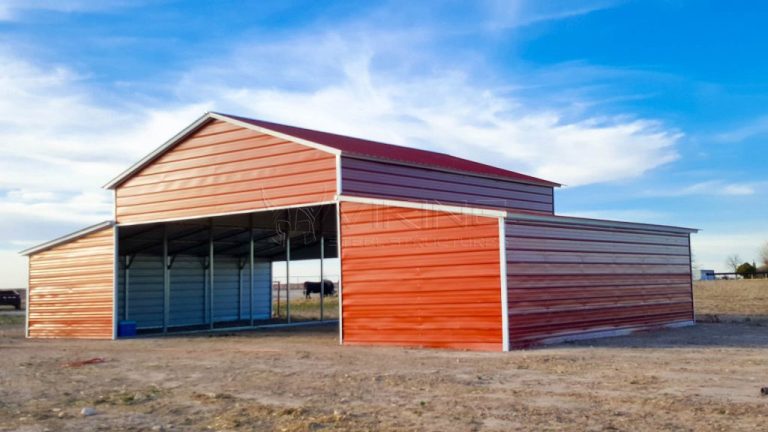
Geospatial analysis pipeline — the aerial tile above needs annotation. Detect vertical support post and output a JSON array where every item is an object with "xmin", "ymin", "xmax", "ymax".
[
  {"xmin": 237, "ymin": 263, "xmax": 242, "ymax": 322},
  {"xmin": 498, "ymin": 217, "xmax": 510, "ymax": 352},
  {"xmin": 286, "ymin": 234, "xmax": 291, "ymax": 324},
  {"xmin": 249, "ymin": 218, "xmax": 255, "ymax": 326},
  {"xmin": 336, "ymin": 202, "xmax": 344, "ymax": 345},
  {"xmin": 320, "ymin": 234, "xmax": 325, "ymax": 321},
  {"xmin": 163, "ymin": 225, "xmax": 170, "ymax": 334},
  {"xmin": 209, "ymin": 220, "xmax": 215, "ymax": 330}
]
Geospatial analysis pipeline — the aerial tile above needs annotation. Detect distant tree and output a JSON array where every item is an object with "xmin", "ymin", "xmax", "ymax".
[
  {"xmin": 726, "ymin": 254, "xmax": 742, "ymax": 273},
  {"xmin": 736, "ymin": 262, "xmax": 757, "ymax": 279}
]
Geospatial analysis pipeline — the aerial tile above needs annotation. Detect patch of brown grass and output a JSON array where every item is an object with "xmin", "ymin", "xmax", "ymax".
[{"xmin": 694, "ymin": 279, "xmax": 768, "ymax": 317}]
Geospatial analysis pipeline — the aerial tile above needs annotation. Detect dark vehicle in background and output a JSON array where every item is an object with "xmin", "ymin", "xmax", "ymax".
[{"xmin": 0, "ymin": 290, "xmax": 22, "ymax": 310}]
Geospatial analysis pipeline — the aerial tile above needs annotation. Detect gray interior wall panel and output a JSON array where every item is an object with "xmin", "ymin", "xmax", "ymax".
[
  {"xmin": 240, "ymin": 260, "xmax": 271, "ymax": 320},
  {"xmin": 125, "ymin": 255, "xmax": 164, "ymax": 329},
  {"xmin": 116, "ymin": 253, "xmax": 273, "ymax": 329},
  {"xmin": 213, "ymin": 256, "xmax": 241, "ymax": 322},
  {"xmin": 169, "ymin": 255, "xmax": 206, "ymax": 327}
]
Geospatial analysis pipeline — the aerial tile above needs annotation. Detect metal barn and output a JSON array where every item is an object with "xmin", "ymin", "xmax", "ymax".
[{"xmin": 22, "ymin": 112, "xmax": 697, "ymax": 351}]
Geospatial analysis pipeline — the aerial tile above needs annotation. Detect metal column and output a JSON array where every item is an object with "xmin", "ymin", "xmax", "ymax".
[
  {"xmin": 124, "ymin": 255, "xmax": 132, "ymax": 321},
  {"xmin": 249, "ymin": 219, "xmax": 255, "ymax": 327},
  {"xmin": 209, "ymin": 220, "xmax": 214, "ymax": 330},
  {"xmin": 286, "ymin": 234, "xmax": 291, "ymax": 324},
  {"xmin": 320, "ymin": 235, "xmax": 324, "ymax": 321},
  {"xmin": 162, "ymin": 225, "xmax": 170, "ymax": 334}
]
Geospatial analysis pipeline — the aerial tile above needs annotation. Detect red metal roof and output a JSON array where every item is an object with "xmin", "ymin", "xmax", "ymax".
[{"xmin": 220, "ymin": 113, "xmax": 560, "ymax": 187}]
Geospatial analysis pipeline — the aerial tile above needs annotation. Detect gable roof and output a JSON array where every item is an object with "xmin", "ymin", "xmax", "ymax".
[{"xmin": 104, "ymin": 112, "xmax": 560, "ymax": 189}]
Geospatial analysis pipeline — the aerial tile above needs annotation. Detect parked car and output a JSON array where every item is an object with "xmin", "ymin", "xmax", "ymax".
[{"xmin": 0, "ymin": 290, "xmax": 22, "ymax": 310}]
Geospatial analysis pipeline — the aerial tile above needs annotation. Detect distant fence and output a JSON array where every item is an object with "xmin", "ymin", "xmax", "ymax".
[{"xmin": 706, "ymin": 272, "xmax": 768, "ymax": 280}]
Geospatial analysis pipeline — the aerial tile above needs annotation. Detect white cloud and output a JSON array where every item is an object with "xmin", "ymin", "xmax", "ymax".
[{"xmin": 645, "ymin": 180, "xmax": 760, "ymax": 197}]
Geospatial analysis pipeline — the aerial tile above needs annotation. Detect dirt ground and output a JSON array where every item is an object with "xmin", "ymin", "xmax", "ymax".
[{"xmin": 1, "ymin": 281, "xmax": 767, "ymax": 431}]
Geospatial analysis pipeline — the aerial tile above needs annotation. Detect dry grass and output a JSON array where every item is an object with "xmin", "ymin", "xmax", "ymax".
[{"xmin": 694, "ymin": 279, "xmax": 768, "ymax": 320}]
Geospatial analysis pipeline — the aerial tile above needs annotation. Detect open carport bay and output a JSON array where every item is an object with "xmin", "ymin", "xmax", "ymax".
[{"xmin": 117, "ymin": 204, "xmax": 338, "ymax": 334}]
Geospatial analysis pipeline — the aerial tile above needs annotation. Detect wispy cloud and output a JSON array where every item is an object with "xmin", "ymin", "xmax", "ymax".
[
  {"xmin": 0, "ymin": 0, "xmax": 138, "ymax": 21},
  {"xmin": 480, "ymin": 0, "xmax": 622, "ymax": 31},
  {"xmin": 713, "ymin": 115, "xmax": 768, "ymax": 143},
  {"xmin": 558, "ymin": 209, "xmax": 670, "ymax": 223},
  {"xmin": 645, "ymin": 180, "xmax": 761, "ymax": 197}
]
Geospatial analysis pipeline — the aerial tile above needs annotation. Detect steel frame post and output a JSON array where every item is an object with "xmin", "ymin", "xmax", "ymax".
[
  {"xmin": 249, "ymin": 215, "xmax": 255, "ymax": 327},
  {"xmin": 163, "ymin": 225, "xmax": 170, "ymax": 334},
  {"xmin": 286, "ymin": 234, "xmax": 291, "ymax": 324},
  {"xmin": 209, "ymin": 220, "xmax": 214, "ymax": 330},
  {"xmin": 320, "ymin": 235, "xmax": 325, "ymax": 321}
]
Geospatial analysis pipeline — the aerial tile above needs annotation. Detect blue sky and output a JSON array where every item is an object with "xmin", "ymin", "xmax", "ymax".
[{"xmin": 0, "ymin": 0, "xmax": 766, "ymax": 286}]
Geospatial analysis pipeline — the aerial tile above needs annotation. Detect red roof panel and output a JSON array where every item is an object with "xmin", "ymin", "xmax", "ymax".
[{"xmin": 221, "ymin": 113, "xmax": 560, "ymax": 187}]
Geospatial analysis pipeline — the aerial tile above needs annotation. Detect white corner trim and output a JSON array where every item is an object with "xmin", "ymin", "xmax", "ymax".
[
  {"xmin": 336, "ymin": 195, "xmax": 508, "ymax": 218},
  {"xmin": 210, "ymin": 113, "xmax": 342, "ymax": 156},
  {"xmin": 112, "ymin": 225, "xmax": 119, "ymax": 340},
  {"xmin": 335, "ymin": 201, "xmax": 344, "ymax": 345},
  {"xmin": 335, "ymin": 153, "xmax": 342, "ymax": 195},
  {"xmin": 498, "ymin": 217, "xmax": 510, "ymax": 352}
]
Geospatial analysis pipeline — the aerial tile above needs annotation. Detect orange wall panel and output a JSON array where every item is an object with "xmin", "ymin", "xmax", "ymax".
[
  {"xmin": 28, "ymin": 227, "xmax": 115, "ymax": 339},
  {"xmin": 339, "ymin": 202, "xmax": 503, "ymax": 351},
  {"xmin": 116, "ymin": 120, "xmax": 337, "ymax": 224}
]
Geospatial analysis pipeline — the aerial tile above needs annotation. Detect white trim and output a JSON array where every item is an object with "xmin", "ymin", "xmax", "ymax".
[
  {"xmin": 335, "ymin": 153, "xmax": 342, "ymax": 195},
  {"xmin": 505, "ymin": 212, "xmax": 698, "ymax": 234},
  {"xmin": 112, "ymin": 225, "xmax": 119, "ymax": 340},
  {"xmin": 20, "ymin": 220, "xmax": 115, "ymax": 256},
  {"xmin": 116, "ymin": 200, "xmax": 338, "ymax": 227},
  {"xmin": 498, "ymin": 217, "xmax": 509, "ymax": 352},
  {"xmin": 336, "ymin": 194, "xmax": 507, "ymax": 218},
  {"xmin": 210, "ymin": 113, "xmax": 342, "ymax": 156},
  {"xmin": 103, "ymin": 113, "xmax": 213, "ymax": 189},
  {"xmin": 335, "ymin": 201, "xmax": 344, "ymax": 345}
]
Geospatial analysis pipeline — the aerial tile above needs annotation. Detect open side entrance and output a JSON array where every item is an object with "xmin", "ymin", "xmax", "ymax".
[{"xmin": 116, "ymin": 204, "xmax": 338, "ymax": 336}]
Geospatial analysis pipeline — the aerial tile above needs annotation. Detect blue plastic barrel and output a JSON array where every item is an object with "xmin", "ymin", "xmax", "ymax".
[{"xmin": 118, "ymin": 320, "xmax": 137, "ymax": 337}]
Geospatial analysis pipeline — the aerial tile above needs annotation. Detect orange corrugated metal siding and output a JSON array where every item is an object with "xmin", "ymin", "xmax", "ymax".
[
  {"xmin": 341, "ymin": 157, "xmax": 554, "ymax": 213},
  {"xmin": 505, "ymin": 219, "xmax": 693, "ymax": 348},
  {"xmin": 340, "ymin": 202, "xmax": 503, "ymax": 351},
  {"xmin": 116, "ymin": 120, "xmax": 337, "ymax": 224},
  {"xmin": 28, "ymin": 227, "xmax": 114, "ymax": 339}
]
